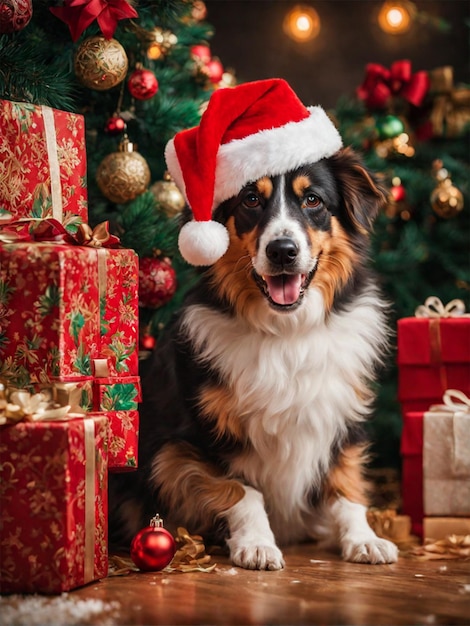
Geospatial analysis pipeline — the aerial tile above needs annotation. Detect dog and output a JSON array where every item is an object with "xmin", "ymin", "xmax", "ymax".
[{"xmin": 109, "ymin": 79, "xmax": 398, "ymax": 569}]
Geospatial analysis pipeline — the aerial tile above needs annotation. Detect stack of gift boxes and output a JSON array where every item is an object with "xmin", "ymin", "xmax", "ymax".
[
  {"xmin": 0, "ymin": 100, "xmax": 141, "ymax": 593},
  {"xmin": 398, "ymin": 297, "xmax": 470, "ymax": 540}
]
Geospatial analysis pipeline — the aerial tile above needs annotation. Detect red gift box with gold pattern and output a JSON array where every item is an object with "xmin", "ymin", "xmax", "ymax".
[
  {"xmin": 397, "ymin": 299, "xmax": 470, "ymax": 414},
  {"xmin": 92, "ymin": 376, "xmax": 141, "ymax": 412},
  {"xmin": 0, "ymin": 415, "xmax": 108, "ymax": 593},
  {"xmin": 0, "ymin": 242, "xmax": 139, "ymax": 386},
  {"xmin": 0, "ymin": 100, "xmax": 88, "ymax": 233},
  {"xmin": 90, "ymin": 409, "xmax": 139, "ymax": 471}
]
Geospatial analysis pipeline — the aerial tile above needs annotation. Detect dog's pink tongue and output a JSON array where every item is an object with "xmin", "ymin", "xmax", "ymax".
[{"xmin": 265, "ymin": 274, "xmax": 302, "ymax": 305}]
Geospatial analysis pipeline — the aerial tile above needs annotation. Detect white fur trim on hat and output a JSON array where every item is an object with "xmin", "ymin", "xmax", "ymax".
[
  {"xmin": 213, "ymin": 106, "xmax": 342, "ymax": 208},
  {"xmin": 178, "ymin": 220, "xmax": 230, "ymax": 266}
]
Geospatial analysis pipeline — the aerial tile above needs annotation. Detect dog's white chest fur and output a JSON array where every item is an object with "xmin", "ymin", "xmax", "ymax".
[{"xmin": 181, "ymin": 286, "xmax": 385, "ymax": 544}]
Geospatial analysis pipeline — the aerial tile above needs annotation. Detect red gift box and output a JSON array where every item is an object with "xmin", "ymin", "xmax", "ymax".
[
  {"xmin": 401, "ymin": 390, "xmax": 470, "ymax": 538},
  {"xmin": 92, "ymin": 376, "xmax": 141, "ymax": 412},
  {"xmin": 0, "ymin": 415, "xmax": 108, "ymax": 593},
  {"xmin": 400, "ymin": 410, "xmax": 424, "ymax": 537},
  {"xmin": 90, "ymin": 409, "xmax": 139, "ymax": 471},
  {"xmin": 0, "ymin": 100, "xmax": 88, "ymax": 233},
  {"xmin": 0, "ymin": 242, "xmax": 139, "ymax": 386},
  {"xmin": 397, "ymin": 313, "xmax": 470, "ymax": 414}
]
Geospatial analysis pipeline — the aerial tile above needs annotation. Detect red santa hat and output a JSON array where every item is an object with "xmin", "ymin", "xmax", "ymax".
[{"xmin": 165, "ymin": 78, "xmax": 342, "ymax": 266}]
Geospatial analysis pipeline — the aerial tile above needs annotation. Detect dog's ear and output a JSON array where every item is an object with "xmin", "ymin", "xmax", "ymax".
[{"xmin": 329, "ymin": 147, "xmax": 387, "ymax": 234}]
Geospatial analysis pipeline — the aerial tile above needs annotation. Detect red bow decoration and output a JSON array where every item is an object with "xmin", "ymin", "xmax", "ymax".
[
  {"xmin": 356, "ymin": 60, "xmax": 430, "ymax": 110},
  {"xmin": 0, "ymin": 218, "xmax": 120, "ymax": 248},
  {"xmin": 50, "ymin": 0, "xmax": 138, "ymax": 41}
]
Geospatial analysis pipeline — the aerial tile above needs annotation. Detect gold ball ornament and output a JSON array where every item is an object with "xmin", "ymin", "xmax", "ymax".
[
  {"xmin": 431, "ymin": 178, "xmax": 464, "ymax": 219},
  {"xmin": 430, "ymin": 162, "xmax": 464, "ymax": 219},
  {"xmin": 74, "ymin": 36, "xmax": 128, "ymax": 91},
  {"xmin": 96, "ymin": 136, "xmax": 151, "ymax": 204},
  {"xmin": 150, "ymin": 172, "xmax": 186, "ymax": 217}
]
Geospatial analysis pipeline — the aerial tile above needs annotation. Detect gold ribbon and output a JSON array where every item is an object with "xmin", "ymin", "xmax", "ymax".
[
  {"xmin": 429, "ymin": 390, "xmax": 470, "ymax": 477},
  {"xmin": 93, "ymin": 358, "xmax": 110, "ymax": 378},
  {"xmin": 415, "ymin": 296, "xmax": 468, "ymax": 318},
  {"xmin": 76, "ymin": 222, "xmax": 112, "ymax": 248},
  {"xmin": 42, "ymin": 106, "xmax": 64, "ymax": 222},
  {"xmin": 83, "ymin": 418, "xmax": 96, "ymax": 583},
  {"xmin": 0, "ymin": 384, "xmax": 86, "ymax": 425}
]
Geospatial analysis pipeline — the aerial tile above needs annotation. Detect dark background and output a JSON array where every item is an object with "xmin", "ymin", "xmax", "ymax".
[{"xmin": 205, "ymin": 0, "xmax": 469, "ymax": 109}]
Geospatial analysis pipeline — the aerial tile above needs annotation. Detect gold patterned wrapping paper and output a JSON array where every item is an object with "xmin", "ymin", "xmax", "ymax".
[
  {"xmin": 0, "ymin": 100, "xmax": 88, "ymax": 232},
  {"xmin": 0, "ymin": 415, "xmax": 108, "ymax": 593}
]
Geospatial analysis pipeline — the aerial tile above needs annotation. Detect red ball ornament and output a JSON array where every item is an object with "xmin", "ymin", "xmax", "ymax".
[
  {"xmin": 140, "ymin": 333, "xmax": 156, "ymax": 351},
  {"xmin": 130, "ymin": 515, "xmax": 176, "ymax": 572},
  {"xmin": 205, "ymin": 57, "xmax": 224, "ymax": 84},
  {"xmin": 0, "ymin": 0, "xmax": 32, "ymax": 33},
  {"xmin": 128, "ymin": 67, "xmax": 159, "ymax": 100},
  {"xmin": 105, "ymin": 114, "xmax": 126, "ymax": 135},
  {"xmin": 139, "ymin": 256, "xmax": 177, "ymax": 309},
  {"xmin": 190, "ymin": 44, "xmax": 211, "ymax": 64},
  {"xmin": 391, "ymin": 183, "xmax": 406, "ymax": 203}
]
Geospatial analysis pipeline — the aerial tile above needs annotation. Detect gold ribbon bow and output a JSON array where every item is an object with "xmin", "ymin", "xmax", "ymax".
[
  {"xmin": 0, "ymin": 384, "xmax": 85, "ymax": 425},
  {"xmin": 430, "ymin": 389, "xmax": 470, "ymax": 415},
  {"xmin": 415, "ymin": 296, "xmax": 468, "ymax": 318},
  {"xmin": 75, "ymin": 222, "xmax": 112, "ymax": 248}
]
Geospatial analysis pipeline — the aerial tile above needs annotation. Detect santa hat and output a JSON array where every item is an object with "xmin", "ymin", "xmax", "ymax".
[{"xmin": 165, "ymin": 78, "xmax": 342, "ymax": 266}]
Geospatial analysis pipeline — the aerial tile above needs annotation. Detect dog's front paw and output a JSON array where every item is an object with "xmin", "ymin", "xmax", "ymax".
[
  {"xmin": 230, "ymin": 542, "xmax": 285, "ymax": 570},
  {"xmin": 342, "ymin": 535, "xmax": 399, "ymax": 564}
]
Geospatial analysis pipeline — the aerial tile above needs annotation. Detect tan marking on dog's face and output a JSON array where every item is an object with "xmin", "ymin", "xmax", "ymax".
[
  {"xmin": 209, "ymin": 216, "xmax": 265, "ymax": 318},
  {"xmin": 292, "ymin": 174, "xmax": 311, "ymax": 199},
  {"xmin": 198, "ymin": 384, "xmax": 247, "ymax": 442},
  {"xmin": 152, "ymin": 441, "xmax": 245, "ymax": 534},
  {"xmin": 255, "ymin": 176, "xmax": 273, "ymax": 199},
  {"xmin": 309, "ymin": 217, "xmax": 357, "ymax": 312},
  {"xmin": 325, "ymin": 443, "xmax": 371, "ymax": 506}
]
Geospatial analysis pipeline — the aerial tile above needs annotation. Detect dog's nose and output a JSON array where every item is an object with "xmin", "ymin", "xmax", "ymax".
[{"xmin": 266, "ymin": 238, "xmax": 298, "ymax": 266}]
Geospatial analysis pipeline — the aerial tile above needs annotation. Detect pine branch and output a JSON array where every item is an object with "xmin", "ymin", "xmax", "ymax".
[{"xmin": 0, "ymin": 33, "xmax": 76, "ymax": 109}]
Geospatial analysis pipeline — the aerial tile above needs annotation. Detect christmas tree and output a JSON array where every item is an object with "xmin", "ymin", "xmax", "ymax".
[
  {"xmin": 334, "ymin": 60, "xmax": 470, "ymax": 468},
  {"xmin": 0, "ymin": 0, "xmax": 230, "ymax": 345}
]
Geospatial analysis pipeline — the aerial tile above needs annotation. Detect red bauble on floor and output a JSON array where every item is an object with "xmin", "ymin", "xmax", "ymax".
[{"xmin": 130, "ymin": 515, "xmax": 176, "ymax": 571}]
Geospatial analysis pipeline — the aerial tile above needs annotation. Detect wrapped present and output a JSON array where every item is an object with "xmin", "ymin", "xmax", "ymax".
[
  {"xmin": 400, "ymin": 410, "xmax": 424, "ymax": 537},
  {"xmin": 92, "ymin": 375, "xmax": 141, "ymax": 412},
  {"xmin": 427, "ymin": 66, "xmax": 470, "ymax": 138},
  {"xmin": 423, "ymin": 390, "xmax": 470, "ymax": 516},
  {"xmin": 90, "ymin": 409, "xmax": 139, "ymax": 471},
  {"xmin": 0, "ymin": 414, "xmax": 108, "ymax": 593},
  {"xmin": 0, "ymin": 381, "xmax": 93, "ymax": 423},
  {"xmin": 0, "ymin": 100, "xmax": 88, "ymax": 233},
  {"xmin": 397, "ymin": 297, "xmax": 470, "ymax": 414},
  {"xmin": 0, "ymin": 232, "xmax": 139, "ymax": 387},
  {"xmin": 423, "ymin": 517, "xmax": 470, "ymax": 541}
]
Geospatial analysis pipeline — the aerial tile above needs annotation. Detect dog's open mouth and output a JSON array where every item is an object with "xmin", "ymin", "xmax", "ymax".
[{"xmin": 253, "ymin": 271, "xmax": 314, "ymax": 310}]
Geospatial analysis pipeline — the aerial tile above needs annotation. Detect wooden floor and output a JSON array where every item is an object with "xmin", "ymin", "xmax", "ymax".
[{"xmin": 2, "ymin": 543, "xmax": 469, "ymax": 625}]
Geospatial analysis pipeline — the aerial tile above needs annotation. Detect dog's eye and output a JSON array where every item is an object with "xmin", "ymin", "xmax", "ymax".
[
  {"xmin": 304, "ymin": 193, "xmax": 322, "ymax": 209},
  {"xmin": 243, "ymin": 192, "xmax": 261, "ymax": 208}
]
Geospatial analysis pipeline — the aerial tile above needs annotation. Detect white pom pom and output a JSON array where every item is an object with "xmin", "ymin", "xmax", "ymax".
[{"xmin": 178, "ymin": 220, "xmax": 230, "ymax": 266}]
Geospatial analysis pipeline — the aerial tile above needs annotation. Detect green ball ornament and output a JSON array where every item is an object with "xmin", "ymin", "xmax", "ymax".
[{"xmin": 376, "ymin": 115, "xmax": 405, "ymax": 140}]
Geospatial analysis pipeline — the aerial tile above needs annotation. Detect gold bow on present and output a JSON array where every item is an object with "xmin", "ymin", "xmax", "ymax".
[
  {"xmin": 0, "ymin": 382, "xmax": 85, "ymax": 425},
  {"xmin": 75, "ymin": 222, "xmax": 114, "ymax": 248},
  {"xmin": 428, "ymin": 66, "xmax": 470, "ymax": 138},
  {"xmin": 415, "ymin": 296, "xmax": 468, "ymax": 318},
  {"xmin": 430, "ymin": 389, "xmax": 470, "ymax": 414}
]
